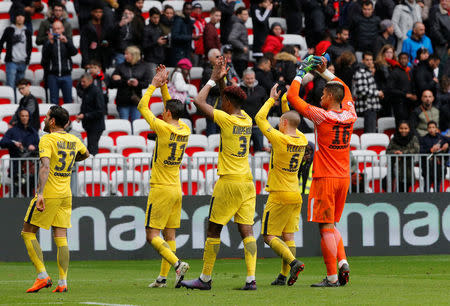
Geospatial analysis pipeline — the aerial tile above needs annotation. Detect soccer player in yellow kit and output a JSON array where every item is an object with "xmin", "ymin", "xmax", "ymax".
[
  {"xmin": 22, "ymin": 106, "xmax": 89, "ymax": 293},
  {"xmin": 255, "ymin": 85, "xmax": 308, "ymax": 286},
  {"xmin": 137, "ymin": 65, "xmax": 190, "ymax": 289},
  {"xmin": 180, "ymin": 57, "xmax": 257, "ymax": 290}
]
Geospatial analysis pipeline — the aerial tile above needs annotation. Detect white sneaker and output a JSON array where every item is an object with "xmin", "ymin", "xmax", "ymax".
[
  {"xmin": 175, "ymin": 261, "xmax": 189, "ymax": 288},
  {"xmin": 148, "ymin": 279, "xmax": 167, "ymax": 288}
]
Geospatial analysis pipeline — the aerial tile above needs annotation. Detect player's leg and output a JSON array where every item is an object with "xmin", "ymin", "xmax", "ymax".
[
  {"xmin": 278, "ymin": 232, "xmax": 297, "ymax": 284},
  {"xmin": 52, "ymin": 227, "xmax": 69, "ymax": 292},
  {"xmin": 334, "ymin": 178, "xmax": 350, "ymax": 286},
  {"xmin": 237, "ymin": 223, "xmax": 257, "ymax": 290},
  {"xmin": 150, "ymin": 228, "xmax": 176, "ymax": 288}
]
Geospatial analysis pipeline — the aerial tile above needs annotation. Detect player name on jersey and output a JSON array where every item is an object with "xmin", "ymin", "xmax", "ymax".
[
  {"xmin": 57, "ymin": 141, "xmax": 76, "ymax": 150},
  {"xmin": 286, "ymin": 144, "xmax": 305, "ymax": 153},
  {"xmin": 232, "ymin": 126, "xmax": 252, "ymax": 135},
  {"xmin": 169, "ymin": 133, "xmax": 189, "ymax": 142}
]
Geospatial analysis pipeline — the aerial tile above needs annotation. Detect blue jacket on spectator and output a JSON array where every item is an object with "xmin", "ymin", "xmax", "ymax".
[
  {"xmin": 402, "ymin": 30, "xmax": 433, "ymax": 65},
  {"xmin": 0, "ymin": 120, "xmax": 39, "ymax": 158}
]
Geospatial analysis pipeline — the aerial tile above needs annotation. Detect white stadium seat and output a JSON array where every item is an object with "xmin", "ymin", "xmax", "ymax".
[
  {"xmin": 143, "ymin": 1, "xmax": 162, "ymax": 11},
  {"xmin": 162, "ymin": 1, "xmax": 184, "ymax": 11},
  {"xmin": 269, "ymin": 17, "xmax": 287, "ymax": 31},
  {"xmin": 116, "ymin": 135, "xmax": 147, "ymax": 156},
  {"xmin": 304, "ymin": 133, "xmax": 315, "ymax": 144},
  {"xmin": 150, "ymin": 102, "xmax": 164, "ymax": 117},
  {"xmin": 186, "ymin": 134, "xmax": 208, "ymax": 156},
  {"xmin": 133, "ymin": 118, "xmax": 153, "ymax": 138},
  {"xmin": 360, "ymin": 133, "xmax": 390, "ymax": 154},
  {"xmin": 180, "ymin": 118, "xmax": 193, "ymax": 131},
  {"xmin": 180, "ymin": 169, "xmax": 205, "ymax": 195},
  {"xmin": 0, "ymin": 104, "xmax": 18, "ymax": 123},
  {"xmin": 106, "ymin": 104, "xmax": 119, "ymax": 119},
  {"xmin": 0, "ymin": 86, "xmax": 15, "ymax": 104},
  {"xmin": 77, "ymin": 170, "xmax": 110, "ymax": 197},
  {"xmin": 194, "ymin": 118, "xmax": 206, "ymax": 134},
  {"xmin": 104, "ymin": 119, "xmax": 132, "ymax": 144},
  {"xmin": 207, "ymin": 133, "xmax": 220, "ymax": 152},
  {"xmin": 127, "ymin": 152, "xmax": 153, "ymax": 173},
  {"xmin": 377, "ymin": 117, "xmax": 396, "ymax": 134},
  {"xmin": 98, "ymin": 136, "xmax": 115, "ymax": 153},
  {"xmin": 110, "ymin": 170, "xmax": 143, "ymax": 196},
  {"xmin": 350, "ymin": 134, "xmax": 360, "ymax": 150}
]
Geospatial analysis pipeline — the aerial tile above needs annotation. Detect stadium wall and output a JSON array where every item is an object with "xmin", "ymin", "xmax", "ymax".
[{"xmin": 2, "ymin": 194, "xmax": 449, "ymax": 261}]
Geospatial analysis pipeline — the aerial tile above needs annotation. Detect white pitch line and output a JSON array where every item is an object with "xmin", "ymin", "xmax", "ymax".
[{"xmin": 81, "ymin": 302, "xmax": 137, "ymax": 306}]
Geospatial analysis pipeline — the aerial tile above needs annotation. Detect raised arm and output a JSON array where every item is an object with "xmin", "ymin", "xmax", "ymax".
[
  {"xmin": 156, "ymin": 65, "xmax": 171, "ymax": 106},
  {"xmin": 194, "ymin": 56, "xmax": 228, "ymax": 121},
  {"xmin": 281, "ymin": 93, "xmax": 290, "ymax": 113},
  {"xmin": 256, "ymin": 84, "xmax": 281, "ymax": 140}
]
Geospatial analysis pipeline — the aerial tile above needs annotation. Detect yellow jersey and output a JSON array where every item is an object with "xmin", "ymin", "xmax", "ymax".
[
  {"xmin": 213, "ymin": 109, "xmax": 253, "ymax": 180},
  {"xmin": 39, "ymin": 131, "xmax": 87, "ymax": 198},
  {"xmin": 255, "ymin": 98, "xmax": 307, "ymax": 193},
  {"xmin": 138, "ymin": 84, "xmax": 191, "ymax": 187}
]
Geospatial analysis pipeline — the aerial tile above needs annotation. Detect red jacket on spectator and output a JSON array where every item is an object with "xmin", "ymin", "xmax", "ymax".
[
  {"xmin": 193, "ymin": 14, "xmax": 206, "ymax": 55},
  {"xmin": 261, "ymin": 34, "xmax": 284, "ymax": 55},
  {"xmin": 203, "ymin": 22, "xmax": 221, "ymax": 56}
]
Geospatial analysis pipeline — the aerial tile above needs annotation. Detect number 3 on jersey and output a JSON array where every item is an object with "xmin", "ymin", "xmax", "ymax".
[{"xmin": 54, "ymin": 150, "xmax": 76, "ymax": 172}]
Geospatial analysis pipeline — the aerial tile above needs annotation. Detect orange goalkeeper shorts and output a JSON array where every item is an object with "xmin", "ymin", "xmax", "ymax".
[{"xmin": 307, "ymin": 177, "xmax": 350, "ymax": 223}]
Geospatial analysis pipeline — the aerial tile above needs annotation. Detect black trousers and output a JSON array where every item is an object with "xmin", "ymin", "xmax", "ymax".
[{"xmin": 86, "ymin": 129, "xmax": 103, "ymax": 156}]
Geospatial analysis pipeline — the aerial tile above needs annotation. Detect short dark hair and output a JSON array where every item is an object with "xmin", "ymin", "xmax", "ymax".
[
  {"xmin": 429, "ymin": 54, "xmax": 440, "ymax": 62},
  {"xmin": 398, "ymin": 52, "xmax": 409, "ymax": 59},
  {"xmin": 165, "ymin": 99, "xmax": 185, "ymax": 120},
  {"xmin": 183, "ymin": 2, "xmax": 192, "ymax": 10},
  {"xmin": 163, "ymin": 4, "xmax": 174, "ymax": 11},
  {"xmin": 427, "ymin": 120, "xmax": 437, "ymax": 127},
  {"xmin": 149, "ymin": 7, "xmax": 160, "ymax": 16},
  {"xmin": 281, "ymin": 45, "xmax": 295, "ymax": 55},
  {"xmin": 324, "ymin": 82, "xmax": 345, "ymax": 105},
  {"xmin": 363, "ymin": 51, "xmax": 374, "ymax": 59},
  {"xmin": 210, "ymin": 7, "xmax": 220, "ymax": 14},
  {"xmin": 362, "ymin": 0, "xmax": 373, "ymax": 7},
  {"xmin": 17, "ymin": 79, "xmax": 31, "ymax": 86},
  {"xmin": 336, "ymin": 26, "xmax": 349, "ymax": 35},
  {"xmin": 236, "ymin": 7, "xmax": 247, "ymax": 15},
  {"xmin": 88, "ymin": 59, "xmax": 102, "ymax": 68},
  {"xmin": 49, "ymin": 105, "xmax": 69, "ymax": 128},
  {"xmin": 52, "ymin": 2, "xmax": 64, "ymax": 9},
  {"xmin": 257, "ymin": 56, "xmax": 270, "ymax": 66},
  {"xmin": 223, "ymin": 86, "xmax": 247, "ymax": 107}
]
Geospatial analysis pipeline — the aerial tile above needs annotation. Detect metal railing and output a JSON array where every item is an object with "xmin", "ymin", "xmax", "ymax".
[{"xmin": 0, "ymin": 153, "xmax": 449, "ymax": 198}]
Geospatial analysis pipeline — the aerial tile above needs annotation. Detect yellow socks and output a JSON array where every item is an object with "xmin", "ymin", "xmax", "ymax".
[
  {"xmin": 21, "ymin": 232, "xmax": 47, "ymax": 277},
  {"xmin": 281, "ymin": 240, "xmax": 296, "ymax": 276},
  {"xmin": 54, "ymin": 237, "xmax": 69, "ymax": 284},
  {"xmin": 200, "ymin": 237, "xmax": 220, "ymax": 281},
  {"xmin": 243, "ymin": 236, "xmax": 257, "ymax": 281},
  {"xmin": 151, "ymin": 236, "xmax": 179, "ymax": 266},
  {"xmin": 269, "ymin": 237, "xmax": 296, "ymax": 270},
  {"xmin": 159, "ymin": 240, "xmax": 176, "ymax": 278}
]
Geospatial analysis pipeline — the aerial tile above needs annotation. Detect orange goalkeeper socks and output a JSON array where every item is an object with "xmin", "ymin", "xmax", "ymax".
[
  {"xmin": 320, "ymin": 228, "xmax": 337, "ymax": 279},
  {"xmin": 333, "ymin": 228, "xmax": 347, "ymax": 264}
]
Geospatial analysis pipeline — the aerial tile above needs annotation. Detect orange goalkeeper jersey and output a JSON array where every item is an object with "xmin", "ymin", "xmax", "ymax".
[{"xmin": 287, "ymin": 76, "xmax": 357, "ymax": 178}]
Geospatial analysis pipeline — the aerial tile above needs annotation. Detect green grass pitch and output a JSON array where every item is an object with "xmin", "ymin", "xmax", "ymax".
[{"xmin": 1, "ymin": 255, "xmax": 449, "ymax": 305}]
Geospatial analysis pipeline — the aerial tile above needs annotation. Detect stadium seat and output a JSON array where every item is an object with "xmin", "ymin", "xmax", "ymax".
[
  {"xmin": 94, "ymin": 153, "xmax": 126, "ymax": 177},
  {"xmin": 268, "ymin": 116, "xmax": 280, "ymax": 128},
  {"xmin": 72, "ymin": 53, "xmax": 82, "ymax": 68},
  {"xmin": 72, "ymin": 35, "xmax": 80, "ymax": 49},
  {"xmin": 194, "ymin": 117, "xmax": 206, "ymax": 134},
  {"xmin": 185, "ymin": 134, "xmax": 208, "ymax": 156},
  {"xmin": 162, "ymin": 0, "xmax": 184, "ymax": 12},
  {"xmin": 104, "ymin": 119, "xmax": 132, "ymax": 144},
  {"xmin": 0, "ymin": 120, "xmax": 8, "ymax": 138},
  {"xmin": 0, "ymin": 154, "xmax": 10, "ymax": 175},
  {"xmin": 180, "ymin": 169, "xmax": 205, "ymax": 195},
  {"xmin": 281, "ymin": 34, "xmax": 308, "ymax": 56},
  {"xmin": 364, "ymin": 166, "xmax": 387, "ymax": 193},
  {"xmin": 71, "ymin": 120, "xmax": 86, "ymax": 139},
  {"xmin": 127, "ymin": 152, "xmax": 152, "ymax": 173},
  {"xmin": 76, "ymin": 155, "xmax": 95, "ymax": 172},
  {"xmin": 108, "ymin": 88, "xmax": 117, "ymax": 104},
  {"xmin": 377, "ymin": 117, "xmax": 396, "ymax": 137},
  {"xmin": 204, "ymin": 168, "xmax": 219, "ymax": 194},
  {"xmin": 142, "ymin": 170, "xmax": 151, "ymax": 195},
  {"xmin": 248, "ymin": 34, "xmax": 253, "ymax": 46},
  {"xmin": 28, "ymin": 53, "xmax": 42, "ymax": 71},
  {"xmin": 38, "ymin": 104, "xmax": 52, "ymax": 123},
  {"xmin": 68, "ymin": 15, "xmax": 79, "ymax": 34},
  {"xmin": 150, "ymin": 102, "xmax": 164, "ymax": 117},
  {"xmin": 190, "ymin": 67, "xmax": 203, "ymax": 89},
  {"xmin": 98, "ymin": 135, "xmax": 115, "ymax": 153},
  {"xmin": 65, "ymin": 0, "xmax": 77, "ymax": 16},
  {"xmin": 16, "ymin": 86, "xmax": 46, "ymax": 104},
  {"xmin": 360, "ymin": 133, "xmax": 390, "ymax": 154},
  {"xmin": 77, "ymin": 170, "xmax": 110, "ymax": 197},
  {"xmin": 116, "ymin": 135, "xmax": 147, "ymax": 156},
  {"xmin": 0, "ymin": 86, "xmax": 14, "ymax": 104},
  {"xmin": 353, "ymin": 117, "xmax": 364, "ymax": 136},
  {"xmin": 0, "ymin": 104, "xmax": 18, "ymax": 123},
  {"xmin": 254, "ymin": 151, "xmax": 271, "ymax": 172},
  {"xmin": 132, "ymin": 118, "xmax": 153, "ymax": 138},
  {"xmin": 245, "ymin": 17, "xmax": 253, "ymax": 34},
  {"xmin": 304, "ymin": 133, "xmax": 315, "ymax": 144},
  {"xmin": 147, "ymin": 140, "xmax": 156, "ymax": 153},
  {"xmin": 106, "ymin": 103, "xmax": 119, "ymax": 119},
  {"xmin": 192, "ymin": 151, "xmax": 218, "ymax": 175},
  {"xmin": 61, "ymin": 103, "xmax": 81, "ymax": 121},
  {"xmin": 143, "ymin": 0, "xmax": 162, "ymax": 13},
  {"xmin": 180, "ymin": 118, "xmax": 193, "ymax": 131},
  {"xmin": 269, "ymin": 17, "xmax": 287, "ymax": 31},
  {"xmin": 24, "ymin": 69, "xmax": 35, "ymax": 84},
  {"xmin": 71, "ymin": 67, "xmax": 84, "ymax": 86},
  {"xmin": 0, "ymin": 69, "xmax": 6, "ymax": 85},
  {"xmin": 303, "ymin": 117, "xmax": 314, "ymax": 130},
  {"xmin": 351, "ymin": 149, "xmax": 379, "ymax": 172},
  {"xmin": 253, "ymin": 168, "xmax": 268, "ymax": 194},
  {"xmin": 0, "ymin": 2, "xmax": 12, "ymax": 19},
  {"xmin": 350, "ymin": 134, "xmax": 360, "ymax": 150},
  {"xmin": 110, "ymin": 170, "xmax": 143, "ymax": 196},
  {"xmin": 207, "ymin": 134, "xmax": 220, "ymax": 152},
  {"xmin": 34, "ymin": 69, "xmax": 44, "ymax": 86}
]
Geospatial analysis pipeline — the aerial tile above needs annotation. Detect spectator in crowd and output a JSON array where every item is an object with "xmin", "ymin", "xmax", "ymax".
[
  {"xmin": 0, "ymin": 108, "xmax": 39, "ymax": 196},
  {"xmin": 303, "ymin": 0, "xmax": 333, "ymax": 48},
  {"xmin": 375, "ymin": 0, "xmax": 396, "ymax": 20},
  {"xmin": 254, "ymin": 56, "xmax": 274, "ymax": 95},
  {"xmin": 419, "ymin": 121, "xmax": 449, "ymax": 192},
  {"xmin": 282, "ymin": 0, "xmax": 303, "ymax": 35},
  {"xmin": 113, "ymin": 6, "xmax": 144, "ymax": 66},
  {"xmin": 429, "ymin": 0, "xmax": 450, "ymax": 59},
  {"xmin": 36, "ymin": 2, "xmax": 72, "ymax": 46},
  {"xmin": 76, "ymin": 73, "xmax": 105, "ymax": 155},
  {"xmin": 159, "ymin": 5, "xmax": 175, "ymax": 36},
  {"xmin": 218, "ymin": 0, "xmax": 237, "ymax": 46},
  {"xmin": 413, "ymin": 53, "xmax": 440, "ymax": 95},
  {"xmin": 80, "ymin": 4, "xmax": 115, "ymax": 69},
  {"xmin": 240, "ymin": 68, "xmax": 267, "ymax": 152},
  {"xmin": 315, "ymin": 32, "xmax": 332, "ymax": 56},
  {"xmin": 0, "ymin": 11, "xmax": 32, "ymax": 92},
  {"xmin": 131, "ymin": 0, "xmax": 145, "ymax": 26},
  {"xmin": 192, "ymin": 1, "xmax": 207, "ymax": 67},
  {"xmin": 326, "ymin": 26, "xmax": 354, "ymax": 65},
  {"xmin": 439, "ymin": 79, "xmax": 450, "ymax": 133},
  {"xmin": 9, "ymin": 0, "xmax": 43, "ymax": 32},
  {"xmin": 42, "ymin": 20, "xmax": 77, "ymax": 105},
  {"xmin": 84, "ymin": 60, "xmax": 109, "ymax": 107},
  {"xmin": 335, "ymin": 51, "xmax": 356, "ymax": 87},
  {"xmin": 307, "ymin": 64, "xmax": 336, "ymax": 108},
  {"xmin": 298, "ymin": 142, "xmax": 314, "ymax": 194},
  {"xmin": 435, "ymin": 76, "xmax": 450, "ymax": 109},
  {"xmin": 411, "ymin": 89, "xmax": 440, "ymax": 136},
  {"xmin": 203, "ymin": 8, "xmax": 221, "ymax": 57},
  {"xmin": 352, "ymin": 51, "xmax": 383, "ymax": 133},
  {"xmin": 223, "ymin": 45, "xmax": 240, "ymax": 86},
  {"xmin": 143, "ymin": 7, "xmax": 167, "ymax": 78},
  {"xmin": 171, "ymin": 2, "xmax": 198, "ymax": 66},
  {"xmin": 10, "ymin": 79, "xmax": 40, "ymax": 131},
  {"xmin": 109, "ymin": 46, "xmax": 150, "ymax": 123},
  {"xmin": 374, "ymin": 19, "xmax": 397, "ymax": 55},
  {"xmin": 274, "ymin": 45, "xmax": 297, "ymax": 86},
  {"xmin": 229, "ymin": 7, "xmax": 250, "ymax": 77},
  {"xmin": 386, "ymin": 121, "xmax": 420, "ymax": 192},
  {"xmin": 401, "ymin": 22, "xmax": 433, "ymax": 64},
  {"xmin": 168, "ymin": 58, "xmax": 198, "ymax": 118},
  {"xmin": 75, "ymin": 0, "xmax": 116, "ymax": 31},
  {"xmin": 261, "ymin": 22, "xmax": 284, "ymax": 55},
  {"xmin": 251, "ymin": 0, "xmax": 273, "ymax": 58},
  {"xmin": 387, "ymin": 52, "xmax": 417, "ymax": 125},
  {"xmin": 201, "ymin": 48, "xmax": 222, "ymax": 135},
  {"xmin": 391, "ymin": 0, "xmax": 422, "ymax": 53},
  {"xmin": 375, "ymin": 45, "xmax": 396, "ymax": 116},
  {"xmin": 414, "ymin": 46, "xmax": 430, "ymax": 65},
  {"xmin": 349, "ymin": 0, "xmax": 380, "ymax": 53}
]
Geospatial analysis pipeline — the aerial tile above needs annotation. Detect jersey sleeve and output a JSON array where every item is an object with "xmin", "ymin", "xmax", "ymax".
[
  {"xmin": 77, "ymin": 136, "xmax": 87, "ymax": 154},
  {"xmin": 281, "ymin": 93, "xmax": 290, "ymax": 113},
  {"xmin": 213, "ymin": 109, "xmax": 231, "ymax": 129},
  {"xmin": 39, "ymin": 135, "xmax": 52, "ymax": 159},
  {"xmin": 137, "ymin": 85, "xmax": 168, "ymax": 134},
  {"xmin": 255, "ymin": 97, "xmax": 285, "ymax": 143},
  {"xmin": 161, "ymin": 83, "xmax": 171, "ymax": 107}
]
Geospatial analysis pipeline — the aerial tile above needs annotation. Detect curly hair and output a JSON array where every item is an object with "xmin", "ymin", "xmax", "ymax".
[{"xmin": 223, "ymin": 86, "xmax": 247, "ymax": 107}]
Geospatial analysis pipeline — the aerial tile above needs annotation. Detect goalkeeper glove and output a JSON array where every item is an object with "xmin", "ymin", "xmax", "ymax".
[{"xmin": 296, "ymin": 55, "xmax": 323, "ymax": 78}]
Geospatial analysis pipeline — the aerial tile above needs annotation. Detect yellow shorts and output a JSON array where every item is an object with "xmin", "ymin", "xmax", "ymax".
[
  {"xmin": 145, "ymin": 185, "xmax": 182, "ymax": 229},
  {"xmin": 261, "ymin": 191, "xmax": 302, "ymax": 236},
  {"xmin": 209, "ymin": 176, "xmax": 256, "ymax": 225},
  {"xmin": 24, "ymin": 196, "xmax": 72, "ymax": 230}
]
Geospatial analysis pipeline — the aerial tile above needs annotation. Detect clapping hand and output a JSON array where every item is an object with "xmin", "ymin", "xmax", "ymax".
[
  {"xmin": 211, "ymin": 56, "xmax": 229, "ymax": 82},
  {"xmin": 151, "ymin": 64, "xmax": 169, "ymax": 88},
  {"xmin": 270, "ymin": 83, "xmax": 281, "ymax": 101}
]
